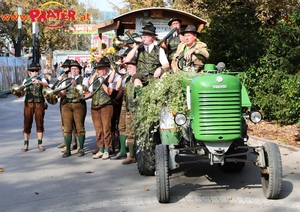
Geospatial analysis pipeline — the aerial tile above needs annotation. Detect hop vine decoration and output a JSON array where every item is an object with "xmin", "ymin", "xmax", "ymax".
[{"xmin": 133, "ymin": 71, "xmax": 199, "ymax": 150}]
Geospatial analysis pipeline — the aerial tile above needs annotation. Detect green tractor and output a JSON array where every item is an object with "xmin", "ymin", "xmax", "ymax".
[{"xmin": 135, "ymin": 62, "xmax": 282, "ymax": 203}]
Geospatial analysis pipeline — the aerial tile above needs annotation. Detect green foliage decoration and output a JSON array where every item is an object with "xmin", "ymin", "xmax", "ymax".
[{"xmin": 132, "ymin": 71, "xmax": 199, "ymax": 150}]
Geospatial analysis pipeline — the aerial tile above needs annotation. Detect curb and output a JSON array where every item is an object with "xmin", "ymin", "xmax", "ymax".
[{"xmin": 249, "ymin": 135, "xmax": 300, "ymax": 151}]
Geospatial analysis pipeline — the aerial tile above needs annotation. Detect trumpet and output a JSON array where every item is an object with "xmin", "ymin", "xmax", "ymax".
[
  {"xmin": 43, "ymin": 77, "xmax": 73, "ymax": 105},
  {"xmin": 82, "ymin": 76, "xmax": 104, "ymax": 100},
  {"xmin": 11, "ymin": 74, "xmax": 42, "ymax": 98}
]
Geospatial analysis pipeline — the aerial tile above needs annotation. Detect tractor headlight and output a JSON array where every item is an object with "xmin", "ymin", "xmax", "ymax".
[
  {"xmin": 250, "ymin": 111, "xmax": 262, "ymax": 123},
  {"xmin": 174, "ymin": 113, "xmax": 187, "ymax": 126}
]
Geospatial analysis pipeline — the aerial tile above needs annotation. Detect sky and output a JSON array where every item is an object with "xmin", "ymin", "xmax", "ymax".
[{"xmin": 79, "ymin": 0, "xmax": 124, "ymax": 12}]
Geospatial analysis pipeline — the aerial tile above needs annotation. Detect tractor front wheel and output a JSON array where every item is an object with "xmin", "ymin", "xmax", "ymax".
[
  {"xmin": 261, "ymin": 142, "xmax": 282, "ymax": 199},
  {"xmin": 155, "ymin": 144, "xmax": 170, "ymax": 203}
]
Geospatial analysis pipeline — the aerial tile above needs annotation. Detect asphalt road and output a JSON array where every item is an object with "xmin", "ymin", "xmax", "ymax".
[{"xmin": 0, "ymin": 93, "xmax": 300, "ymax": 212}]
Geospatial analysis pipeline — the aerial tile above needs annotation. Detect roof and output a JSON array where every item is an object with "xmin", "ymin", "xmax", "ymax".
[{"xmin": 94, "ymin": 7, "xmax": 208, "ymax": 35}]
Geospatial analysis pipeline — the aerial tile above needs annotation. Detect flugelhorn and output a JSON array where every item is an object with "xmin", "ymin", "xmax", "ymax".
[
  {"xmin": 43, "ymin": 77, "xmax": 72, "ymax": 105},
  {"xmin": 11, "ymin": 74, "xmax": 42, "ymax": 98}
]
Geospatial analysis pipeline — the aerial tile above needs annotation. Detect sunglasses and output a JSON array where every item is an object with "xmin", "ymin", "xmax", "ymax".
[{"xmin": 29, "ymin": 70, "xmax": 39, "ymax": 72}]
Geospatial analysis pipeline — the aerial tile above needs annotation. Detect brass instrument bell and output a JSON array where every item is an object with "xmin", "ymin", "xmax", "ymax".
[
  {"xmin": 10, "ymin": 75, "xmax": 40, "ymax": 98},
  {"xmin": 42, "ymin": 77, "xmax": 73, "ymax": 105},
  {"xmin": 10, "ymin": 84, "xmax": 25, "ymax": 98}
]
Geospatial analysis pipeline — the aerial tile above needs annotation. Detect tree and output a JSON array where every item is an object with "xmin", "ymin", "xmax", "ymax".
[
  {"xmin": 0, "ymin": 0, "xmax": 100, "ymax": 56},
  {"xmin": 109, "ymin": 0, "xmax": 166, "ymax": 14}
]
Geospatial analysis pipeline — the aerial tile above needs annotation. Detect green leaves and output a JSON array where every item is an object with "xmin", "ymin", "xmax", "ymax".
[{"xmin": 133, "ymin": 71, "xmax": 198, "ymax": 149}]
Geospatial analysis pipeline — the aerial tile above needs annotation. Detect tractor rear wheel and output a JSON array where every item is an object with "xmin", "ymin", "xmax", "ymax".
[{"xmin": 136, "ymin": 142, "xmax": 156, "ymax": 176}]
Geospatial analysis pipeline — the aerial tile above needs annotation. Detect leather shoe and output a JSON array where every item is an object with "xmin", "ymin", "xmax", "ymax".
[
  {"xmin": 92, "ymin": 148, "xmax": 99, "ymax": 154},
  {"xmin": 57, "ymin": 142, "xmax": 65, "ymax": 148},
  {"xmin": 77, "ymin": 149, "xmax": 85, "ymax": 157},
  {"xmin": 122, "ymin": 157, "xmax": 136, "ymax": 165},
  {"xmin": 102, "ymin": 152, "xmax": 110, "ymax": 160},
  {"xmin": 93, "ymin": 151, "xmax": 103, "ymax": 159},
  {"xmin": 38, "ymin": 144, "xmax": 45, "ymax": 152},
  {"xmin": 22, "ymin": 145, "xmax": 28, "ymax": 152},
  {"xmin": 71, "ymin": 144, "xmax": 77, "ymax": 151},
  {"xmin": 62, "ymin": 151, "xmax": 71, "ymax": 158},
  {"xmin": 110, "ymin": 152, "xmax": 127, "ymax": 160}
]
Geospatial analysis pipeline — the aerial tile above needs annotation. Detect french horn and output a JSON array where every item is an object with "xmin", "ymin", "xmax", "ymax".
[
  {"xmin": 112, "ymin": 31, "xmax": 142, "ymax": 51},
  {"xmin": 112, "ymin": 36, "xmax": 126, "ymax": 51},
  {"xmin": 81, "ymin": 76, "xmax": 104, "ymax": 100},
  {"xmin": 124, "ymin": 30, "xmax": 142, "ymax": 44},
  {"xmin": 11, "ymin": 75, "xmax": 41, "ymax": 98},
  {"xmin": 43, "ymin": 77, "xmax": 72, "ymax": 105}
]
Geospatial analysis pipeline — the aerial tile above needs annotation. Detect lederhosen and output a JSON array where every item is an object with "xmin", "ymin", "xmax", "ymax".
[
  {"xmin": 59, "ymin": 73, "xmax": 68, "ymax": 128},
  {"xmin": 123, "ymin": 76, "xmax": 137, "ymax": 141},
  {"xmin": 61, "ymin": 76, "xmax": 87, "ymax": 137},
  {"xmin": 23, "ymin": 76, "xmax": 46, "ymax": 134},
  {"xmin": 91, "ymin": 77, "xmax": 113, "ymax": 149}
]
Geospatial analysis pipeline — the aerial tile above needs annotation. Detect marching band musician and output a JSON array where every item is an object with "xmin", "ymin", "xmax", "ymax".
[
  {"xmin": 161, "ymin": 18, "xmax": 182, "ymax": 66},
  {"xmin": 87, "ymin": 57, "xmax": 114, "ymax": 160},
  {"xmin": 56, "ymin": 59, "xmax": 78, "ymax": 152},
  {"xmin": 57, "ymin": 60, "xmax": 88, "ymax": 158},
  {"xmin": 106, "ymin": 48, "xmax": 131, "ymax": 156},
  {"xmin": 125, "ymin": 22, "xmax": 169, "ymax": 84},
  {"xmin": 22, "ymin": 63, "xmax": 48, "ymax": 152},
  {"xmin": 110, "ymin": 49, "xmax": 131, "ymax": 160},
  {"xmin": 121, "ymin": 60, "xmax": 143, "ymax": 164}
]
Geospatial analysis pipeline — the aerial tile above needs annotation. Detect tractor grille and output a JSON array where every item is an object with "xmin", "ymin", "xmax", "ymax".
[{"xmin": 192, "ymin": 89, "xmax": 242, "ymax": 141}]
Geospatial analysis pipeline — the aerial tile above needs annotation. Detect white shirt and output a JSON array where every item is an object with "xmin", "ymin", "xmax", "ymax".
[{"xmin": 140, "ymin": 43, "xmax": 169, "ymax": 66}]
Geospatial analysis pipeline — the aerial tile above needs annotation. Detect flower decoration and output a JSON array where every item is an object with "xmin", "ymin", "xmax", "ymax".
[
  {"xmin": 111, "ymin": 35, "xmax": 124, "ymax": 51},
  {"xmin": 90, "ymin": 46, "xmax": 97, "ymax": 53},
  {"xmin": 89, "ymin": 39, "xmax": 120, "ymax": 69},
  {"xmin": 107, "ymin": 47, "xmax": 116, "ymax": 54},
  {"xmin": 89, "ymin": 46, "xmax": 99, "ymax": 67}
]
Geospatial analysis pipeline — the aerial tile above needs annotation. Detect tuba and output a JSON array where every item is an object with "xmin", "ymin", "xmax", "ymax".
[
  {"xmin": 11, "ymin": 75, "xmax": 41, "ymax": 98},
  {"xmin": 43, "ymin": 77, "xmax": 72, "ymax": 105}
]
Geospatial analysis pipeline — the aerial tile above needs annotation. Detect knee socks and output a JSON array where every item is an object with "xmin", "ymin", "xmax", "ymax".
[
  {"xmin": 119, "ymin": 134, "xmax": 127, "ymax": 154},
  {"xmin": 77, "ymin": 135, "xmax": 85, "ymax": 149},
  {"xmin": 64, "ymin": 136, "xmax": 72, "ymax": 151}
]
